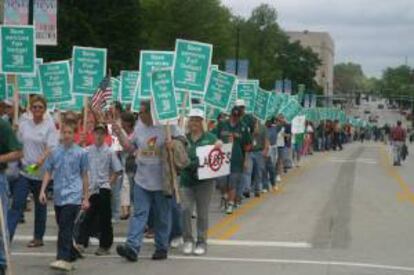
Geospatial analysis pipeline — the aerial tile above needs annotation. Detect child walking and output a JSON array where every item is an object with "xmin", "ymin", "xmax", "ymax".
[
  {"xmin": 76, "ymin": 123, "xmax": 123, "ymax": 255},
  {"xmin": 39, "ymin": 122, "xmax": 89, "ymax": 271}
]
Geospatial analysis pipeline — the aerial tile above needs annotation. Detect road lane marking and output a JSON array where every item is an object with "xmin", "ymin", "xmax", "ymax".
[
  {"xmin": 208, "ymin": 153, "xmax": 327, "ymax": 240},
  {"xmin": 379, "ymin": 146, "xmax": 414, "ymax": 204},
  {"xmin": 329, "ymin": 158, "xmax": 377, "ymax": 164},
  {"xmin": 12, "ymin": 235, "xmax": 312, "ymax": 248},
  {"xmin": 11, "ymin": 252, "xmax": 414, "ymax": 272}
]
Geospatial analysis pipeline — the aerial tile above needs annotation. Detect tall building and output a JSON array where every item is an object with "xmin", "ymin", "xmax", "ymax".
[{"xmin": 286, "ymin": 30, "xmax": 335, "ymax": 96}]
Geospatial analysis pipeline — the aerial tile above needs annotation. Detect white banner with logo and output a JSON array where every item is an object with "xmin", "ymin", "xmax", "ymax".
[{"xmin": 196, "ymin": 143, "xmax": 232, "ymax": 180}]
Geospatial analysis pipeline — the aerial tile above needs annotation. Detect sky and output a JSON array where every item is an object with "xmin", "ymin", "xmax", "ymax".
[{"xmin": 221, "ymin": 0, "xmax": 414, "ymax": 78}]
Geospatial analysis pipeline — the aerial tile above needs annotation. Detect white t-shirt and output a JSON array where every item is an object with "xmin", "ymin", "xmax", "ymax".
[{"xmin": 277, "ymin": 127, "xmax": 285, "ymax": 148}]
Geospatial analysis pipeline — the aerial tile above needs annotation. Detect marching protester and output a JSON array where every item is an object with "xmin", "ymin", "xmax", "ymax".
[
  {"xmin": 180, "ymin": 109, "xmax": 220, "ymax": 255},
  {"xmin": 250, "ymin": 118, "xmax": 270, "ymax": 196},
  {"xmin": 213, "ymin": 106, "xmax": 251, "ymax": 214},
  {"xmin": 8, "ymin": 95, "xmax": 59, "ymax": 247},
  {"xmin": 264, "ymin": 118, "xmax": 278, "ymax": 192},
  {"xmin": 75, "ymin": 123, "xmax": 123, "ymax": 256},
  {"xmin": 390, "ymin": 120, "xmax": 407, "ymax": 166},
  {"xmin": 112, "ymin": 100, "xmax": 183, "ymax": 262},
  {"xmin": 275, "ymin": 115, "xmax": 287, "ymax": 182},
  {"xmin": 0, "ymin": 117, "xmax": 23, "ymax": 274},
  {"xmin": 39, "ymin": 121, "xmax": 89, "ymax": 271}
]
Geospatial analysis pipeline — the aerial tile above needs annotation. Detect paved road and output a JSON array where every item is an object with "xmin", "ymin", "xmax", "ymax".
[{"xmin": 10, "ymin": 108, "xmax": 414, "ymax": 275}]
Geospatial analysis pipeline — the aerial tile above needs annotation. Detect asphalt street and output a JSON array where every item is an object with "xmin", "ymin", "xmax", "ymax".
[{"xmin": 9, "ymin": 106, "xmax": 414, "ymax": 275}]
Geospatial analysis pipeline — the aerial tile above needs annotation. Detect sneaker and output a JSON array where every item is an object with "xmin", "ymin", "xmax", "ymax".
[
  {"xmin": 193, "ymin": 243, "xmax": 207, "ymax": 256},
  {"xmin": 170, "ymin": 237, "xmax": 183, "ymax": 249},
  {"xmin": 226, "ymin": 203, "xmax": 234, "ymax": 215},
  {"xmin": 220, "ymin": 197, "xmax": 227, "ymax": 212},
  {"xmin": 261, "ymin": 189, "xmax": 268, "ymax": 193},
  {"xmin": 95, "ymin": 247, "xmax": 110, "ymax": 256},
  {"xmin": 183, "ymin": 242, "xmax": 193, "ymax": 255},
  {"xmin": 50, "ymin": 260, "xmax": 74, "ymax": 271},
  {"xmin": 152, "ymin": 250, "xmax": 168, "ymax": 260},
  {"xmin": 254, "ymin": 192, "xmax": 261, "ymax": 198},
  {"xmin": 116, "ymin": 244, "xmax": 138, "ymax": 262},
  {"xmin": 276, "ymin": 175, "xmax": 282, "ymax": 182}
]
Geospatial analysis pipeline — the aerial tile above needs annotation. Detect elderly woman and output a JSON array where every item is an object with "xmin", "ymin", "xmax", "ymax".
[
  {"xmin": 180, "ymin": 109, "xmax": 220, "ymax": 256},
  {"xmin": 8, "ymin": 95, "xmax": 59, "ymax": 247}
]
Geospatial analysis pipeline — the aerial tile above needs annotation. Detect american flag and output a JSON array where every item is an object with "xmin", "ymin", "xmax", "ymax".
[{"xmin": 91, "ymin": 76, "xmax": 112, "ymax": 110}]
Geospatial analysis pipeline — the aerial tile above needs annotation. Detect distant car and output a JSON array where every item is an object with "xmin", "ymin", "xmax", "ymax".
[
  {"xmin": 364, "ymin": 109, "xmax": 371, "ymax": 114},
  {"xmin": 378, "ymin": 104, "xmax": 384, "ymax": 109}
]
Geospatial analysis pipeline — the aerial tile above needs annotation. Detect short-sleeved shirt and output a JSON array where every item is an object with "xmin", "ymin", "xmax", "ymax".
[
  {"xmin": 241, "ymin": 113, "xmax": 255, "ymax": 134},
  {"xmin": 87, "ymin": 144, "xmax": 123, "ymax": 194},
  {"xmin": 252, "ymin": 123, "xmax": 267, "ymax": 151},
  {"xmin": 132, "ymin": 119, "xmax": 180, "ymax": 191},
  {"xmin": 180, "ymin": 132, "xmax": 217, "ymax": 187},
  {"xmin": 45, "ymin": 144, "xmax": 88, "ymax": 206},
  {"xmin": 267, "ymin": 125, "xmax": 278, "ymax": 146},
  {"xmin": 0, "ymin": 119, "xmax": 22, "ymax": 172},
  {"xmin": 18, "ymin": 117, "xmax": 59, "ymax": 180},
  {"xmin": 213, "ymin": 119, "xmax": 251, "ymax": 173}
]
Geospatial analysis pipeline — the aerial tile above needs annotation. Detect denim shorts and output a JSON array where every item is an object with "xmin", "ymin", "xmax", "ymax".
[{"xmin": 217, "ymin": 173, "xmax": 242, "ymax": 190}]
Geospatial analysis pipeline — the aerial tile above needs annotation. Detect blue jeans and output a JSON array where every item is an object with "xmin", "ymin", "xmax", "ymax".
[
  {"xmin": 126, "ymin": 184, "xmax": 171, "ymax": 254},
  {"xmin": 251, "ymin": 151, "xmax": 265, "ymax": 193},
  {"xmin": 0, "ymin": 174, "xmax": 9, "ymax": 267},
  {"xmin": 111, "ymin": 175, "xmax": 122, "ymax": 222},
  {"xmin": 242, "ymin": 153, "xmax": 253, "ymax": 193},
  {"xmin": 8, "ymin": 175, "xmax": 47, "ymax": 241}
]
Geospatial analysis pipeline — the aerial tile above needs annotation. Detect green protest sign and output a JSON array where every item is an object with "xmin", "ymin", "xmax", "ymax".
[
  {"xmin": 205, "ymin": 104, "xmax": 222, "ymax": 121},
  {"xmin": 139, "ymin": 51, "xmax": 174, "ymax": 99},
  {"xmin": 0, "ymin": 74, "xmax": 6, "ymax": 100},
  {"xmin": 56, "ymin": 95, "xmax": 84, "ymax": 112},
  {"xmin": 237, "ymin": 80, "xmax": 257, "ymax": 113},
  {"xmin": 151, "ymin": 68, "xmax": 178, "ymax": 122},
  {"xmin": 278, "ymin": 97, "xmax": 302, "ymax": 122},
  {"xmin": 17, "ymin": 58, "xmax": 43, "ymax": 94},
  {"xmin": 266, "ymin": 93, "xmax": 283, "ymax": 118},
  {"xmin": 39, "ymin": 61, "xmax": 72, "ymax": 104},
  {"xmin": 253, "ymin": 88, "xmax": 270, "ymax": 121},
  {"xmin": 203, "ymin": 69, "xmax": 236, "ymax": 111},
  {"xmin": 72, "ymin": 46, "xmax": 107, "ymax": 95},
  {"xmin": 1, "ymin": 25, "xmax": 36, "ymax": 74},
  {"xmin": 120, "ymin": 71, "xmax": 139, "ymax": 103},
  {"xmin": 176, "ymin": 90, "xmax": 191, "ymax": 113},
  {"xmin": 111, "ymin": 77, "xmax": 120, "ymax": 102},
  {"xmin": 173, "ymin": 39, "xmax": 212, "ymax": 93},
  {"xmin": 226, "ymin": 90, "xmax": 237, "ymax": 114},
  {"xmin": 6, "ymin": 85, "xmax": 14, "ymax": 99},
  {"xmin": 131, "ymin": 74, "xmax": 141, "ymax": 113}
]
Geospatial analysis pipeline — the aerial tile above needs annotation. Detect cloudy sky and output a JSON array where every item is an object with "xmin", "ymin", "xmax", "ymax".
[{"xmin": 221, "ymin": 0, "xmax": 414, "ymax": 78}]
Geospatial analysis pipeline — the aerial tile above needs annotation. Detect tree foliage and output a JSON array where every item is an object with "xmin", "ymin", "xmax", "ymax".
[
  {"xmin": 37, "ymin": 1, "xmax": 321, "ymax": 90},
  {"xmin": 334, "ymin": 62, "xmax": 365, "ymax": 93}
]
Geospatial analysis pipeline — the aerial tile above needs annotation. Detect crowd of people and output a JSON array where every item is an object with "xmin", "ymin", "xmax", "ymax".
[{"xmin": 0, "ymin": 95, "xmax": 408, "ymax": 272}]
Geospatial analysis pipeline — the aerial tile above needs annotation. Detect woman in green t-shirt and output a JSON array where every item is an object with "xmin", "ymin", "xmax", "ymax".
[{"xmin": 180, "ymin": 109, "xmax": 220, "ymax": 256}]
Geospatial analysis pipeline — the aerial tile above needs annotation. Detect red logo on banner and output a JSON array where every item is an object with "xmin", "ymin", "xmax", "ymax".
[{"xmin": 208, "ymin": 148, "xmax": 225, "ymax": 172}]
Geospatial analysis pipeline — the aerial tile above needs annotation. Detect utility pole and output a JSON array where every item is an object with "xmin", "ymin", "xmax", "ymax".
[{"xmin": 235, "ymin": 25, "xmax": 240, "ymax": 77}]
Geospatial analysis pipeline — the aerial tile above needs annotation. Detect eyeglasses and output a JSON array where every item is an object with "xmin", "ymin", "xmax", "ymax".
[{"xmin": 31, "ymin": 105, "xmax": 45, "ymax": 110}]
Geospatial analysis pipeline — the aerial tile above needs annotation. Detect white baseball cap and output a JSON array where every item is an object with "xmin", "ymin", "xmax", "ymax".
[
  {"xmin": 235, "ymin": 99, "xmax": 246, "ymax": 107},
  {"xmin": 188, "ymin": 108, "xmax": 205, "ymax": 119},
  {"xmin": 3, "ymin": 99, "xmax": 13, "ymax": 106}
]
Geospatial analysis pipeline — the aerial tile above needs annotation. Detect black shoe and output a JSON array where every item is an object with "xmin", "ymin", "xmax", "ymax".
[
  {"xmin": 254, "ymin": 192, "xmax": 261, "ymax": 198},
  {"xmin": 152, "ymin": 250, "xmax": 168, "ymax": 260},
  {"xmin": 116, "ymin": 244, "xmax": 138, "ymax": 262},
  {"xmin": 0, "ymin": 265, "xmax": 5, "ymax": 275},
  {"xmin": 243, "ymin": 192, "xmax": 250, "ymax": 198}
]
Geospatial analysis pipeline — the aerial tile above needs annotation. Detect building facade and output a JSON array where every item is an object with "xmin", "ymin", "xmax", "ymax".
[{"xmin": 286, "ymin": 30, "xmax": 335, "ymax": 96}]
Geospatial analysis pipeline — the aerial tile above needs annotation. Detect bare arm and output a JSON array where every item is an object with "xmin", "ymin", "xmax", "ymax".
[
  {"xmin": 39, "ymin": 171, "xmax": 52, "ymax": 204},
  {"xmin": 110, "ymin": 171, "xmax": 122, "ymax": 186},
  {"xmin": 81, "ymin": 172, "xmax": 90, "ymax": 210},
  {"xmin": 0, "ymin": 150, "xmax": 22, "ymax": 164}
]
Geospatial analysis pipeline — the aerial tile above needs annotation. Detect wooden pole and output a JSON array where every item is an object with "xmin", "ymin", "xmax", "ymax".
[
  {"xmin": 83, "ymin": 96, "xmax": 88, "ymax": 133},
  {"xmin": 12, "ymin": 76, "xmax": 19, "ymax": 127},
  {"xmin": 164, "ymin": 123, "xmax": 181, "ymax": 203},
  {"xmin": 178, "ymin": 91, "xmax": 189, "ymax": 131}
]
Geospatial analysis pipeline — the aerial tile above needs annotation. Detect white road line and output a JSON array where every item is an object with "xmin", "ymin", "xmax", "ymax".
[
  {"xmin": 11, "ymin": 252, "xmax": 414, "ymax": 272},
  {"xmin": 13, "ymin": 235, "xmax": 312, "ymax": 248},
  {"xmin": 329, "ymin": 158, "xmax": 377, "ymax": 164}
]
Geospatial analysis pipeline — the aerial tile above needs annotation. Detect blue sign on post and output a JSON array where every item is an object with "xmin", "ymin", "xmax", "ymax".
[
  {"xmin": 284, "ymin": 79, "xmax": 292, "ymax": 94},
  {"xmin": 275, "ymin": 80, "xmax": 283, "ymax": 93},
  {"xmin": 225, "ymin": 59, "xmax": 249, "ymax": 79}
]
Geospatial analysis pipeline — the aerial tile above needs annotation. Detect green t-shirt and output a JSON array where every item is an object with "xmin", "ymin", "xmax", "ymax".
[
  {"xmin": 241, "ymin": 113, "xmax": 255, "ymax": 134},
  {"xmin": 212, "ymin": 119, "xmax": 252, "ymax": 173},
  {"xmin": 0, "ymin": 119, "xmax": 22, "ymax": 171},
  {"xmin": 252, "ymin": 123, "xmax": 267, "ymax": 151},
  {"xmin": 180, "ymin": 132, "xmax": 217, "ymax": 187},
  {"xmin": 293, "ymin": 133, "xmax": 305, "ymax": 146}
]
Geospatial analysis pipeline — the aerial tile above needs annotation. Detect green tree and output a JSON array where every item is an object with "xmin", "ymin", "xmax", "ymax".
[
  {"xmin": 334, "ymin": 62, "xmax": 365, "ymax": 93},
  {"xmin": 38, "ymin": 0, "xmax": 142, "ymax": 74}
]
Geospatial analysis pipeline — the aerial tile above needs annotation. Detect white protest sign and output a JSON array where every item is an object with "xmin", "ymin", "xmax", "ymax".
[
  {"xmin": 196, "ymin": 143, "xmax": 232, "ymax": 180},
  {"xmin": 292, "ymin": 115, "xmax": 306, "ymax": 134}
]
